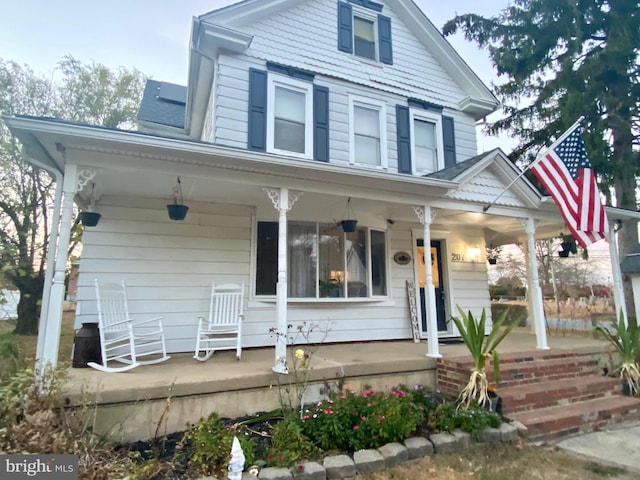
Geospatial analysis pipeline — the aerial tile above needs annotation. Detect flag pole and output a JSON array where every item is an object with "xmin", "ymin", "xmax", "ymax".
[{"xmin": 482, "ymin": 116, "xmax": 585, "ymax": 213}]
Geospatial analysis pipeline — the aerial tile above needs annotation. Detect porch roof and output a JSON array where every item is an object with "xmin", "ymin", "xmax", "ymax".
[{"xmin": 6, "ymin": 115, "xmax": 638, "ymax": 246}]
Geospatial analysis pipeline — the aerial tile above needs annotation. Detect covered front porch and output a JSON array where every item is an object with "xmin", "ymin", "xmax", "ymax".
[{"xmin": 62, "ymin": 331, "xmax": 610, "ymax": 442}]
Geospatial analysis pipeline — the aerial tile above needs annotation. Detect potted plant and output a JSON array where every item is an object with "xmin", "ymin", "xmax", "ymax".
[
  {"xmin": 449, "ymin": 306, "xmax": 519, "ymax": 410},
  {"xmin": 486, "ymin": 244, "xmax": 502, "ymax": 265},
  {"xmin": 558, "ymin": 234, "xmax": 577, "ymax": 258},
  {"xmin": 167, "ymin": 176, "xmax": 189, "ymax": 221},
  {"xmin": 593, "ymin": 312, "xmax": 640, "ymax": 396}
]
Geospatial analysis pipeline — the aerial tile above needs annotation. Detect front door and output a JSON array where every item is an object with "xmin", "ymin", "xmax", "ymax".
[{"xmin": 416, "ymin": 239, "xmax": 447, "ymax": 333}]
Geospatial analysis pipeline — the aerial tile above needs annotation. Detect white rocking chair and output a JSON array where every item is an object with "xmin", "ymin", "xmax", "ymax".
[
  {"xmin": 88, "ymin": 279, "xmax": 170, "ymax": 373},
  {"xmin": 194, "ymin": 282, "xmax": 244, "ymax": 361}
]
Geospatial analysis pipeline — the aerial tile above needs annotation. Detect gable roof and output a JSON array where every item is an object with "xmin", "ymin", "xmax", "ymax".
[
  {"xmin": 187, "ymin": 0, "xmax": 498, "ymax": 137},
  {"xmin": 137, "ymin": 80, "xmax": 187, "ymax": 132}
]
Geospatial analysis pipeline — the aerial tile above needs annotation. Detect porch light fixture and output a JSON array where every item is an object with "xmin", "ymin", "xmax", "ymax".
[
  {"xmin": 166, "ymin": 177, "xmax": 189, "ymax": 221},
  {"xmin": 467, "ymin": 246, "xmax": 481, "ymax": 262},
  {"xmin": 78, "ymin": 183, "xmax": 101, "ymax": 227},
  {"xmin": 340, "ymin": 197, "xmax": 357, "ymax": 233}
]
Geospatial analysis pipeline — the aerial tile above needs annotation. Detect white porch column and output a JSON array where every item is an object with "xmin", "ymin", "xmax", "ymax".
[
  {"xmin": 413, "ymin": 205, "xmax": 441, "ymax": 358},
  {"xmin": 264, "ymin": 187, "xmax": 302, "ymax": 374},
  {"xmin": 36, "ymin": 165, "xmax": 95, "ymax": 375},
  {"xmin": 521, "ymin": 218, "xmax": 549, "ymax": 350},
  {"xmin": 607, "ymin": 222, "xmax": 628, "ymax": 325}
]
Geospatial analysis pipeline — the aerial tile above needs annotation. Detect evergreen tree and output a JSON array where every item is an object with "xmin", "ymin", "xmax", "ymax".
[{"xmin": 444, "ymin": 0, "xmax": 639, "ymax": 315}]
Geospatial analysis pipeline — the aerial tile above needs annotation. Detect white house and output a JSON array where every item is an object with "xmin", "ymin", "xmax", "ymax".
[{"xmin": 5, "ymin": 0, "xmax": 637, "ymax": 372}]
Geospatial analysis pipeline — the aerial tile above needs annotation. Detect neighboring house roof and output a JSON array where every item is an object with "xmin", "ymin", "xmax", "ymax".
[
  {"xmin": 137, "ymin": 80, "xmax": 187, "ymax": 130},
  {"xmin": 621, "ymin": 244, "xmax": 640, "ymax": 274}
]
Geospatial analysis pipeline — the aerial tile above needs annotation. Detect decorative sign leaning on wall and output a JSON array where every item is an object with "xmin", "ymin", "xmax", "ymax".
[{"xmin": 406, "ymin": 280, "xmax": 420, "ymax": 343}]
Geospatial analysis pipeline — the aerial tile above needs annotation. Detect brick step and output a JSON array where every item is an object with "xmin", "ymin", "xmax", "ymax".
[
  {"xmin": 506, "ymin": 395, "xmax": 640, "ymax": 442},
  {"xmin": 437, "ymin": 352, "xmax": 603, "ymax": 398},
  {"xmin": 499, "ymin": 375, "xmax": 623, "ymax": 415},
  {"xmin": 491, "ymin": 356, "xmax": 601, "ymax": 388}
]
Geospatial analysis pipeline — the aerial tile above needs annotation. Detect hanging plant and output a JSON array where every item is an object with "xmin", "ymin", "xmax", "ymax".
[{"xmin": 167, "ymin": 177, "xmax": 189, "ymax": 221}]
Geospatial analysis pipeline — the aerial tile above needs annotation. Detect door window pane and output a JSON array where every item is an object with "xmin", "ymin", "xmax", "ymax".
[{"xmin": 274, "ymin": 87, "xmax": 305, "ymax": 153}]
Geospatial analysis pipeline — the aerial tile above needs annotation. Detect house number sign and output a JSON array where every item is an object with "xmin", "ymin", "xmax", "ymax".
[{"xmin": 450, "ymin": 253, "xmax": 465, "ymax": 262}]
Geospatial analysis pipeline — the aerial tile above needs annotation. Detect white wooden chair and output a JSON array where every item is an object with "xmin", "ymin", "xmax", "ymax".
[
  {"xmin": 88, "ymin": 279, "xmax": 170, "ymax": 373},
  {"xmin": 194, "ymin": 282, "xmax": 244, "ymax": 361}
]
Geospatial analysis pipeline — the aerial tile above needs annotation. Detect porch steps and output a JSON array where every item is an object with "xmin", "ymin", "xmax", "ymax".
[{"xmin": 437, "ymin": 349, "xmax": 640, "ymax": 442}]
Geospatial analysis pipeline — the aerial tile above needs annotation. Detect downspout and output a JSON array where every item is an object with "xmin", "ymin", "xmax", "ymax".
[{"xmin": 21, "ymin": 147, "xmax": 65, "ymax": 375}]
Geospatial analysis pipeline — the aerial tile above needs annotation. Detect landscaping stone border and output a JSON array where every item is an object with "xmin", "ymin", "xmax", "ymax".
[{"xmin": 232, "ymin": 422, "xmax": 522, "ymax": 480}]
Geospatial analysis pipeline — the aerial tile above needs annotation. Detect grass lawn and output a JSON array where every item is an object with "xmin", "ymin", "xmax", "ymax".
[
  {"xmin": 0, "ymin": 310, "xmax": 76, "ymax": 363},
  {"xmin": 360, "ymin": 442, "xmax": 634, "ymax": 480}
]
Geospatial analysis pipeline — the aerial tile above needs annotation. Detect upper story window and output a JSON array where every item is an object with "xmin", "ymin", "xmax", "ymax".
[
  {"xmin": 349, "ymin": 96, "xmax": 387, "ymax": 168},
  {"xmin": 410, "ymin": 110, "xmax": 444, "ymax": 175},
  {"xmin": 396, "ymin": 103, "xmax": 456, "ymax": 175},
  {"xmin": 267, "ymin": 75, "xmax": 313, "ymax": 157},
  {"xmin": 248, "ymin": 67, "xmax": 329, "ymax": 162},
  {"xmin": 353, "ymin": 16, "xmax": 376, "ymax": 60},
  {"xmin": 338, "ymin": 1, "xmax": 393, "ymax": 65},
  {"xmin": 255, "ymin": 221, "xmax": 388, "ymax": 299}
]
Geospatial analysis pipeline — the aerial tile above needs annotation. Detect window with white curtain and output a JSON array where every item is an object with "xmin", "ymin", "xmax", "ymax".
[{"xmin": 255, "ymin": 221, "xmax": 387, "ymax": 299}]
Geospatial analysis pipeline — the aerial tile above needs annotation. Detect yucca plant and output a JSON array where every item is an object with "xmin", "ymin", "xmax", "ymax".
[
  {"xmin": 594, "ymin": 312, "xmax": 640, "ymax": 396},
  {"xmin": 449, "ymin": 306, "xmax": 519, "ymax": 410}
]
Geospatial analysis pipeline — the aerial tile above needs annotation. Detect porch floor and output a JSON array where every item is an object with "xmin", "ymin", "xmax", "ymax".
[{"xmin": 63, "ymin": 330, "xmax": 608, "ymax": 406}]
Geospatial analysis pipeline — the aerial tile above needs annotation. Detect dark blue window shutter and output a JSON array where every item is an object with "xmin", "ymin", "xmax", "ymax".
[
  {"xmin": 314, "ymin": 85, "xmax": 330, "ymax": 162},
  {"xmin": 378, "ymin": 15, "xmax": 393, "ymax": 64},
  {"xmin": 338, "ymin": 2, "xmax": 353, "ymax": 53},
  {"xmin": 442, "ymin": 116, "xmax": 456, "ymax": 168},
  {"xmin": 396, "ymin": 105, "xmax": 411, "ymax": 174},
  {"xmin": 248, "ymin": 68, "xmax": 267, "ymax": 151}
]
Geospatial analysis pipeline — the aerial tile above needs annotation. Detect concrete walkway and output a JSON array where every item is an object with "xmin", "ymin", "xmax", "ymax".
[{"xmin": 555, "ymin": 420, "xmax": 640, "ymax": 474}]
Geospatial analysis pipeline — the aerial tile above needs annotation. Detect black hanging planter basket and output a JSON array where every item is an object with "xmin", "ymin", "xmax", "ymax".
[
  {"xmin": 79, "ymin": 211, "xmax": 101, "ymax": 227},
  {"xmin": 167, "ymin": 204, "xmax": 189, "ymax": 221},
  {"xmin": 341, "ymin": 220, "xmax": 358, "ymax": 233},
  {"xmin": 488, "ymin": 258, "xmax": 497, "ymax": 265}
]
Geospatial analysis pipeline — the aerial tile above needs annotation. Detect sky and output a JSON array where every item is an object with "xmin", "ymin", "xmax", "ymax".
[
  {"xmin": 0, "ymin": 0, "xmax": 615, "ymax": 269},
  {"xmin": 0, "ymin": 0, "xmax": 516, "ymax": 152}
]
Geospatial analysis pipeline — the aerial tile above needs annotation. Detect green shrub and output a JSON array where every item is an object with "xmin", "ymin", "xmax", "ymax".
[
  {"xmin": 430, "ymin": 401, "xmax": 501, "ymax": 438},
  {"xmin": 181, "ymin": 412, "xmax": 255, "ymax": 478},
  {"xmin": 266, "ymin": 412, "xmax": 321, "ymax": 468},
  {"xmin": 301, "ymin": 386, "xmax": 424, "ymax": 452},
  {"xmin": 491, "ymin": 303, "xmax": 527, "ymax": 327}
]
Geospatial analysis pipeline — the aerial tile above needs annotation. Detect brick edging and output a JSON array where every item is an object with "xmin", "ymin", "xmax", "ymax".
[{"xmin": 246, "ymin": 421, "xmax": 525, "ymax": 480}]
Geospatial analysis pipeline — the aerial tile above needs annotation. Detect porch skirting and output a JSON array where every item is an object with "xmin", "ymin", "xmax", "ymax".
[{"xmin": 62, "ymin": 341, "xmax": 437, "ymax": 442}]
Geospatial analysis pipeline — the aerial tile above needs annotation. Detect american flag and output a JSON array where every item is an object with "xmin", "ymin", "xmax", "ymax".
[{"xmin": 530, "ymin": 122, "xmax": 609, "ymax": 248}]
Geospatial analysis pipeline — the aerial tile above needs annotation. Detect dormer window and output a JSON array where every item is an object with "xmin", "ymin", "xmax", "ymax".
[{"xmin": 338, "ymin": 1, "xmax": 393, "ymax": 65}]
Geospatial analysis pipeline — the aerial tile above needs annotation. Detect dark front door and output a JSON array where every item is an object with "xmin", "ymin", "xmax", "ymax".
[{"xmin": 416, "ymin": 239, "xmax": 447, "ymax": 333}]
